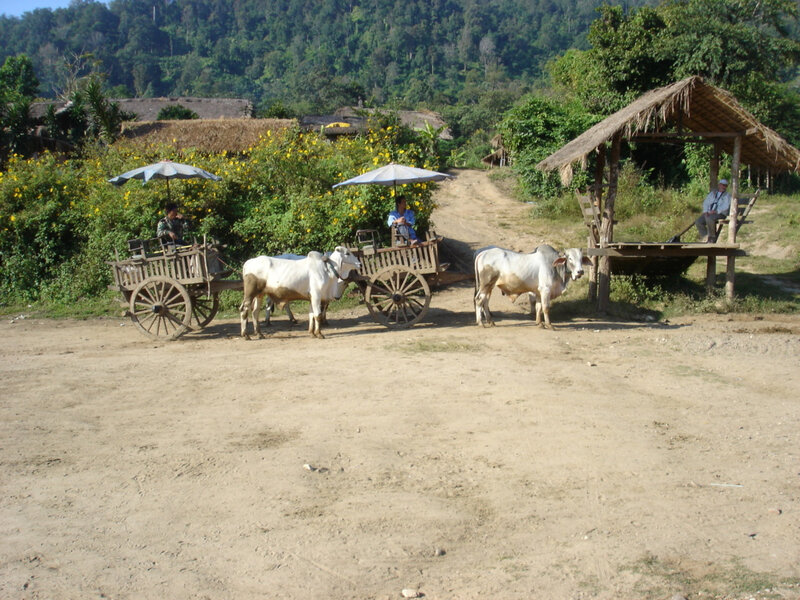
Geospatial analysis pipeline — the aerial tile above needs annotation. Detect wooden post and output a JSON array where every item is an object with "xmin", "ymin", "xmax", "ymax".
[
  {"xmin": 710, "ymin": 142, "xmax": 721, "ymax": 188},
  {"xmin": 588, "ymin": 146, "xmax": 606, "ymax": 304},
  {"xmin": 706, "ymin": 256, "xmax": 716, "ymax": 291},
  {"xmin": 725, "ymin": 135, "xmax": 742, "ymax": 301},
  {"xmin": 705, "ymin": 141, "xmax": 723, "ymax": 293},
  {"xmin": 597, "ymin": 133, "xmax": 621, "ymax": 313}
]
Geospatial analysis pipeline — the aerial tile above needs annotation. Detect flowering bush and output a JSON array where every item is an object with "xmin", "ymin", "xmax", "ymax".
[{"xmin": 0, "ymin": 121, "xmax": 440, "ymax": 303}]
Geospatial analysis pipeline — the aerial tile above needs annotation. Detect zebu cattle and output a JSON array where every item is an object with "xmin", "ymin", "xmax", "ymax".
[
  {"xmin": 240, "ymin": 246, "xmax": 361, "ymax": 339},
  {"xmin": 474, "ymin": 244, "xmax": 590, "ymax": 329}
]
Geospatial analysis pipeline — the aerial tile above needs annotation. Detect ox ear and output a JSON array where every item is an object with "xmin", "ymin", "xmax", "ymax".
[
  {"xmin": 582, "ymin": 255, "xmax": 592, "ymax": 266},
  {"xmin": 552, "ymin": 256, "xmax": 566, "ymax": 267}
]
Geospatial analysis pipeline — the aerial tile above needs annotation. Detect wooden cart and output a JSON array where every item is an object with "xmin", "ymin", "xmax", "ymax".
[
  {"xmin": 350, "ymin": 228, "xmax": 448, "ymax": 328},
  {"xmin": 109, "ymin": 228, "xmax": 448, "ymax": 339},
  {"xmin": 108, "ymin": 237, "xmax": 241, "ymax": 340}
]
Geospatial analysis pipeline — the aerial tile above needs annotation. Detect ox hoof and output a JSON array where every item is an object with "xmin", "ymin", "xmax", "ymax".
[{"xmin": 242, "ymin": 334, "xmax": 251, "ymax": 340}]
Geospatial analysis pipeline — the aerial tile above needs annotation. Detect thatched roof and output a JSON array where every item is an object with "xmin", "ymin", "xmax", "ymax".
[
  {"xmin": 29, "ymin": 96, "xmax": 253, "ymax": 122},
  {"xmin": 114, "ymin": 97, "xmax": 253, "ymax": 121},
  {"xmin": 537, "ymin": 76, "xmax": 800, "ymax": 184},
  {"xmin": 116, "ymin": 119, "xmax": 296, "ymax": 153},
  {"xmin": 335, "ymin": 107, "xmax": 453, "ymax": 140},
  {"xmin": 299, "ymin": 115, "xmax": 367, "ymax": 136}
]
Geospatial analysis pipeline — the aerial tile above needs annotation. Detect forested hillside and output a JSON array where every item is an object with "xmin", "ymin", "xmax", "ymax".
[{"xmin": 0, "ymin": 0, "xmax": 644, "ymax": 112}]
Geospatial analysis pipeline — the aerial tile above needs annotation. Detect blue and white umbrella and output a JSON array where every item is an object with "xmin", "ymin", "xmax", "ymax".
[
  {"xmin": 108, "ymin": 160, "xmax": 222, "ymax": 201},
  {"xmin": 332, "ymin": 163, "xmax": 452, "ymax": 192}
]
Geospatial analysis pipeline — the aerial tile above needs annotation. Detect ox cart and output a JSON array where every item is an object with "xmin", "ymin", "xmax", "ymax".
[
  {"xmin": 108, "ymin": 237, "xmax": 241, "ymax": 340},
  {"xmin": 110, "ymin": 228, "xmax": 448, "ymax": 340},
  {"xmin": 349, "ymin": 228, "xmax": 448, "ymax": 328}
]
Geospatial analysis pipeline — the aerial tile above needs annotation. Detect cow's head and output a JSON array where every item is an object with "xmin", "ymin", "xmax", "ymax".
[
  {"xmin": 329, "ymin": 245, "xmax": 362, "ymax": 280},
  {"xmin": 554, "ymin": 248, "xmax": 592, "ymax": 281}
]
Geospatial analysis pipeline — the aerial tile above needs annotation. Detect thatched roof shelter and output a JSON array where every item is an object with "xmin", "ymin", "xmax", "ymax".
[
  {"xmin": 535, "ymin": 76, "xmax": 800, "ymax": 310},
  {"xmin": 538, "ymin": 76, "xmax": 800, "ymax": 184},
  {"xmin": 29, "ymin": 97, "xmax": 254, "ymax": 122},
  {"xmin": 299, "ymin": 115, "xmax": 367, "ymax": 136},
  {"xmin": 335, "ymin": 107, "xmax": 453, "ymax": 140},
  {"xmin": 116, "ymin": 119, "xmax": 296, "ymax": 153},
  {"xmin": 114, "ymin": 97, "xmax": 253, "ymax": 121}
]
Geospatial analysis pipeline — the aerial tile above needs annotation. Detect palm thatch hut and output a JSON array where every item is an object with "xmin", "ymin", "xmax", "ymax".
[
  {"xmin": 537, "ymin": 76, "xmax": 800, "ymax": 310},
  {"xmin": 116, "ymin": 118, "xmax": 296, "ymax": 154}
]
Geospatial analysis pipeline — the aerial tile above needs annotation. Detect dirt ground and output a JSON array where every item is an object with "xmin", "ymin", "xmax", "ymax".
[{"xmin": 2, "ymin": 170, "xmax": 800, "ymax": 600}]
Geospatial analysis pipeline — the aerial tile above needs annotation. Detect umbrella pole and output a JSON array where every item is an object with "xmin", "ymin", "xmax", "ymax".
[{"xmin": 166, "ymin": 179, "xmax": 171, "ymax": 203}]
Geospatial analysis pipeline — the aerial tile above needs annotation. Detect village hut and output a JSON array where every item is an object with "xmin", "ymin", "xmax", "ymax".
[
  {"xmin": 482, "ymin": 133, "xmax": 509, "ymax": 167},
  {"xmin": 115, "ymin": 118, "xmax": 296, "ymax": 154},
  {"xmin": 334, "ymin": 107, "xmax": 453, "ymax": 140},
  {"xmin": 113, "ymin": 97, "xmax": 253, "ymax": 121},
  {"xmin": 29, "ymin": 97, "xmax": 254, "ymax": 122},
  {"xmin": 537, "ymin": 76, "xmax": 800, "ymax": 310},
  {"xmin": 299, "ymin": 115, "xmax": 367, "ymax": 137}
]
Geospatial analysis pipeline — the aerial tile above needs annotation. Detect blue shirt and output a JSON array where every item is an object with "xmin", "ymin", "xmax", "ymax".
[
  {"xmin": 387, "ymin": 208, "xmax": 416, "ymax": 227},
  {"xmin": 702, "ymin": 189, "xmax": 731, "ymax": 214}
]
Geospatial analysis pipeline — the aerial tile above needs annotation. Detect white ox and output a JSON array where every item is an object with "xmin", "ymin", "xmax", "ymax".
[
  {"xmin": 474, "ymin": 244, "xmax": 591, "ymax": 329},
  {"xmin": 240, "ymin": 246, "xmax": 361, "ymax": 339}
]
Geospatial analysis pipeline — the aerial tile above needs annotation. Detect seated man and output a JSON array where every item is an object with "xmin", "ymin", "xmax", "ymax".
[
  {"xmin": 387, "ymin": 195, "xmax": 420, "ymax": 246},
  {"xmin": 695, "ymin": 179, "xmax": 731, "ymax": 243},
  {"xmin": 156, "ymin": 202, "xmax": 188, "ymax": 245}
]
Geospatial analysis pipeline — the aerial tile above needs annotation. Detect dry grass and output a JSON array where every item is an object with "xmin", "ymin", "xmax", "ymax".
[{"xmin": 117, "ymin": 118, "xmax": 297, "ymax": 153}]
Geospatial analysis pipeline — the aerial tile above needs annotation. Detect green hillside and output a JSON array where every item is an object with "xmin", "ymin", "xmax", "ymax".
[{"xmin": 0, "ymin": 0, "xmax": 637, "ymax": 112}]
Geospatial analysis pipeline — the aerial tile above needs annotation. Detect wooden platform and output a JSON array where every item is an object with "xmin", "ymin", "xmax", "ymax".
[
  {"xmin": 585, "ymin": 241, "xmax": 747, "ymax": 295},
  {"xmin": 586, "ymin": 242, "xmax": 747, "ymax": 278},
  {"xmin": 586, "ymin": 241, "xmax": 747, "ymax": 259}
]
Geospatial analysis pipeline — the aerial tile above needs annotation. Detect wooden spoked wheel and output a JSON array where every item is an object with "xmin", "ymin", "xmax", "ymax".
[
  {"xmin": 129, "ymin": 276, "xmax": 193, "ymax": 340},
  {"xmin": 365, "ymin": 266, "xmax": 431, "ymax": 328},
  {"xmin": 190, "ymin": 292, "xmax": 220, "ymax": 329}
]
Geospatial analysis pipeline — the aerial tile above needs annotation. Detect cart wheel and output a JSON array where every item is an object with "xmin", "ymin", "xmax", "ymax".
[
  {"xmin": 129, "ymin": 276, "xmax": 192, "ymax": 340},
  {"xmin": 365, "ymin": 266, "xmax": 431, "ymax": 328},
  {"xmin": 190, "ymin": 293, "xmax": 220, "ymax": 329}
]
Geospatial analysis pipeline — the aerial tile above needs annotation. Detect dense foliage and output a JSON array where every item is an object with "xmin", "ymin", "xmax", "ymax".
[
  {"xmin": 0, "ymin": 121, "xmax": 439, "ymax": 303},
  {"xmin": 548, "ymin": 0, "xmax": 800, "ymax": 142},
  {"xmin": 504, "ymin": 0, "xmax": 800, "ymax": 199},
  {"xmin": 0, "ymin": 0, "xmax": 619, "ymax": 112},
  {"xmin": 500, "ymin": 95, "xmax": 601, "ymax": 199}
]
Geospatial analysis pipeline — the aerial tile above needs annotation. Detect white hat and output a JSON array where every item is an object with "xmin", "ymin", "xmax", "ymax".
[{"xmin": 719, "ymin": 179, "xmax": 728, "ymax": 185}]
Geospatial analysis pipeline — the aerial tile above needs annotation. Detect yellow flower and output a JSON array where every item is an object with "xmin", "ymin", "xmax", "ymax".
[{"xmin": 9, "ymin": 215, "xmax": 15, "ymax": 222}]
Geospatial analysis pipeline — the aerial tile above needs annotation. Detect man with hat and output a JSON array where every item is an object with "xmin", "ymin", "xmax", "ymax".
[{"xmin": 695, "ymin": 179, "xmax": 731, "ymax": 243}]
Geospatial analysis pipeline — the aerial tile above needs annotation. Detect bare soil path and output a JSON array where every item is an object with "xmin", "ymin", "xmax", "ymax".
[{"xmin": 2, "ymin": 169, "xmax": 799, "ymax": 600}]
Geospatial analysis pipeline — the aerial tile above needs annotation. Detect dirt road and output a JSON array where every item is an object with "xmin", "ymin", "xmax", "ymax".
[{"xmin": 2, "ymin": 170, "xmax": 799, "ymax": 599}]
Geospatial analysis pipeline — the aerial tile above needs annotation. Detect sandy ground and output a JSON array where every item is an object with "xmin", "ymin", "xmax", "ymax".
[{"xmin": 2, "ymin": 170, "xmax": 800, "ymax": 600}]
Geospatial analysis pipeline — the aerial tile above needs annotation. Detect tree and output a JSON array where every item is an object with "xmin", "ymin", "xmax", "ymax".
[
  {"xmin": 0, "ymin": 54, "xmax": 40, "ymax": 101},
  {"xmin": 501, "ymin": 94, "xmax": 600, "ymax": 198}
]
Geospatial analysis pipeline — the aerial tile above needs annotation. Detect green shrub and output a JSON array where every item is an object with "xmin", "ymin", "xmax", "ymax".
[
  {"xmin": 0, "ymin": 121, "xmax": 440, "ymax": 306},
  {"xmin": 157, "ymin": 104, "xmax": 200, "ymax": 120},
  {"xmin": 501, "ymin": 94, "xmax": 600, "ymax": 199}
]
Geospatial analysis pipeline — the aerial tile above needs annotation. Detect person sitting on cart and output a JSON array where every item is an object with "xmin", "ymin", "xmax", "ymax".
[
  {"xmin": 387, "ymin": 195, "xmax": 420, "ymax": 246},
  {"xmin": 157, "ymin": 202, "xmax": 188, "ymax": 245}
]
